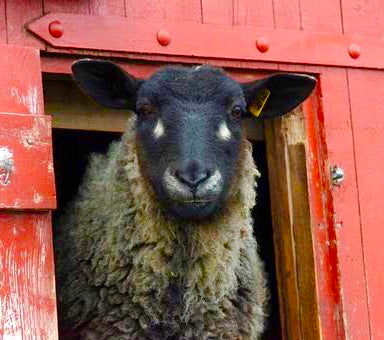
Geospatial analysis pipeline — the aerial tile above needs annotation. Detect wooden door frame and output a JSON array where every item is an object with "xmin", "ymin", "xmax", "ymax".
[{"xmin": 43, "ymin": 57, "xmax": 347, "ymax": 339}]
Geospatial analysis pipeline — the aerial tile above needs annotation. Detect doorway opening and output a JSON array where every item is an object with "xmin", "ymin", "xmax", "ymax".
[{"xmin": 46, "ymin": 70, "xmax": 318, "ymax": 339}]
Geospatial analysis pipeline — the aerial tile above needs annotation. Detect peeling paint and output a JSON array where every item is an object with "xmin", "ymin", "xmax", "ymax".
[
  {"xmin": 10, "ymin": 86, "xmax": 39, "ymax": 115},
  {"xmin": 0, "ymin": 147, "xmax": 13, "ymax": 186},
  {"xmin": 33, "ymin": 192, "xmax": 43, "ymax": 204}
]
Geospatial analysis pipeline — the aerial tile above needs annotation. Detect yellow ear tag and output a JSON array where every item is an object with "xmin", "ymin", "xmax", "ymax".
[{"xmin": 249, "ymin": 89, "xmax": 271, "ymax": 117}]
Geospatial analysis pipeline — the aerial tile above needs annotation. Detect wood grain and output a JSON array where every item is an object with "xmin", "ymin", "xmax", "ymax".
[
  {"xmin": 6, "ymin": 0, "xmax": 44, "ymax": 48},
  {"xmin": 0, "ymin": 213, "xmax": 58, "ymax": 340},
  {"xmin": 264, "ymin": 116, "xmax": 300, "ymax": 340},
  {"xmin": 43, "ymin": 0, "xmax": 90, "ymax": 14},
  {"xmin": 125, "ymin": 0, "xmax": 202, "ymax": 22},
  {"xmin": 89, "ymin": 0, "xmax": 125, "ymax": 16},
  {"xmin": 0, "ymin": 0, "xmax": 6, "ymax": 43},
  {"xmin": 347, "ymin": 68, "xmax": 384, "ymax": 339},
  {"xmin": 320, "ymin": 67, "xmax": 370, "ymax": 340},
  {"xmin": 0, "ymin": 43, "xmax": 57, "ymax": 338}
]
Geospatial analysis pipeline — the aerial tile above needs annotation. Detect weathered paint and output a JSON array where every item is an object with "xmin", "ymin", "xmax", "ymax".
[
  {"xmin": 0, "ymin": 43, "xmax": 57, "ymax": 339},
  {"xmin": 0, "ymin": 213, "xmax": 58, "ymax": 340},
  {"xmin": 0, "ymin": 147, "xmax": 13, "ymax": 186},
  {"xmin": 0, "ymin": 113, "xmax": 56, "ymax": 210}
]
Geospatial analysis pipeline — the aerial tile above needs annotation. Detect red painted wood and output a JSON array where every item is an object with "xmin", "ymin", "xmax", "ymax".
[
  {"xmin": 0, "ymin": 44, "xmax": 44, "ymax": 115},
  {"xmin": 273, "ymin": 0, "xmax": 301, "ymax": 30},
  {"xmin": 0, "ymin": 113, "xmax": 56, "ymax": 210},
  {"xmin": 348, "ymin": 68, "xmax": 384, "ymax": 339},
  {"xmin": 299, "ymin": 0, "xmax": 343, "ymax": 34},
  {"xmin": 0, "ymin": 43, "xmax": 57, "ymax": 338},
  {"xmin": 0, "ymin": 212, "xmax": 58, "ymax": 339},
  {"xmin": 320, "ymin": 68, "xmax": 370, "ymax": 340},
  {"xmin": 89, "ymin": 0, "xmax": 125, "ymax": 16},
  {"xmin": 5, "ymin": 0, "xmax": 44, "ymax": 48},
  {"xmin": 28, "ymin": 13, "xmax": 384, "ymax": 70},
  {"xmin": 125, "ymin": 0, "xmax": 202, "ymax": 22},
  {"xmin": 232, "ymin": 0, "xmax": 279, "ymax": 72},
  {"xmin": 233, "ymin": 0, "xmax": 274, "ymax": 27},
  {"xmin": 341, "ymin": 0, "xmax": 384, "ymax": 37},
  {"xmin": 0, "ymin": 0, "xmax": 6, "ymax": 43},
  {"xmin": 303, "ymin": 91, "xmax": 345, "ymax": 339},
  {"xmin": 43, "ymin": 0, "xmax": 89, "ymax": 14},
  {"xmin": 201, "ymin": 0, "xmax": 232, "ymax": 24}
]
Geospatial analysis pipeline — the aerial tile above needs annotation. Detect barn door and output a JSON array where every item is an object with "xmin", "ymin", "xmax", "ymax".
[{"xmin": 0, "ymin": 44, "xmax": 58, "ymax": 339}]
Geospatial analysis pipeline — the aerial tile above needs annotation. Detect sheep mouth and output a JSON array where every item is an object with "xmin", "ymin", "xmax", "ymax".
[
  {"xmin": 166, "ymin": 198, "xmax": 219, "ymax": 220},
  {"xmin": 174, "ymin": 198, "xmax": 215, "ymax": 204}
]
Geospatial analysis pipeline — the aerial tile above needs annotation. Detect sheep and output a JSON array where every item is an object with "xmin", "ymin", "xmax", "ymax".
[{"xmin": 55, "ymin": 60, "xmax": 316, "ymax": 340}]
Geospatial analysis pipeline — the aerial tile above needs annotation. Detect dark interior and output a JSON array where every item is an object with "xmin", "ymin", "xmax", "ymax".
[{"xmin": 52, "ymin": 129, "xmax": 281, "ymax": 339}]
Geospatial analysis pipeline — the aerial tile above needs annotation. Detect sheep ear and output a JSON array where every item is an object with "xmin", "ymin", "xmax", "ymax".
[
  {"xmin": 71, "ymin": 59, "xmax": 143, "ymax": 110},
  {"xmin": 241, "ymin": 73, "xmax": 317, "ymax": 119}
]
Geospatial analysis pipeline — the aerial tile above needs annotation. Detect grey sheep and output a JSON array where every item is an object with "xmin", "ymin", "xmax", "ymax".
[{"xmin": 55, "ymin": 60, "xmax": 316, "ymax": 339}]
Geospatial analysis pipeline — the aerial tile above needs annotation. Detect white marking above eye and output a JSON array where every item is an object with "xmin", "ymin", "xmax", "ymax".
[
  {"xmin": 217, "ymin": 122, "xmax": 232, "ymax": 141},
  {"xmin": 153, "ymin": 119, "xmax": 165, "ymax": 139}
]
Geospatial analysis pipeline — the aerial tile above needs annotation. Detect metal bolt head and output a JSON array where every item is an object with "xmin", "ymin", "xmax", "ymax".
[
  {"xmin": 157, "ymin": 30, "xmax": 171, "ymax": 46},
  {"xmin": 331, "ymin": 166, "xmax": 345, "ymax": 185},
  {"xmin": 49, "ymin": 20, "xmax": 64, "ymax": 38},
  {"xmin": 348, "ymin": 44, "xmax": 361, "ymax": 59},
  {"xmin": 256, "ymin": 37, "xmax": 270, "ymax": 53}
]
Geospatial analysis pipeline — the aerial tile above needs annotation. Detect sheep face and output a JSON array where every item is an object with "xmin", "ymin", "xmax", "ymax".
[{"xmin": 72, "ymin": 60, "xmax": 316, "ymax": 220}]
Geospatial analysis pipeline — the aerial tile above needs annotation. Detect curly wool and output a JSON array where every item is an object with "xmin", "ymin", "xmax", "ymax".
[{"xmin": 56, "ymin": 116, "xmax": 268, "ymax": 339}]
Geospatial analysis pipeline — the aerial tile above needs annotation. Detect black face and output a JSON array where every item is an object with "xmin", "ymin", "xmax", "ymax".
[
  {"xmin": 72, "ymin": 60, "xmax": 316, "ymax": 220},
  {"xmin": 135, "ymin": 67, "xmax": 246, "ymax": 219}
]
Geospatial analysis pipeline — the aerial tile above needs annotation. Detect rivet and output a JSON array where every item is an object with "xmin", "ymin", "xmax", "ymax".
[
  {"xmin": 256, "ymin": 37, "xmax": 270, "ymax": 53},
  {"xmin": 331, "ymin": 165, "xmax": 345, "ymax": 185},
  {"xmin": 157, "ymin": 30, "xmax": 171, "ymax": 46},
  {"xmin": 348, "ymin": 44, "xmax": 360, "ymax": 59},
  {"xmin": 27, "ymin": 138, "xmax": 34, "ymax": 145},
  {"xmin": 49, "ymin": 20, "xmax": 64, "ymax": 38}
]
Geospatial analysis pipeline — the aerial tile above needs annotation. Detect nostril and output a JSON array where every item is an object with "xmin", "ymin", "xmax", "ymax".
[{"xmin": 174, "ymin": 167, "xmax": 211, "ymax": 189}]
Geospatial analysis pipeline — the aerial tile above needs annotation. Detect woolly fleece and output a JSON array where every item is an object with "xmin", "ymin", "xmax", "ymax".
[{"xmin": 56, "ymin": 116, "xmax": 268, "ymax": 339}]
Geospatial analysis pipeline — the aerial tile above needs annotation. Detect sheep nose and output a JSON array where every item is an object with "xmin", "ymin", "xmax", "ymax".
[{"xmin": 174, "ymin": 160, "xmax": 211, "ymax": 190}]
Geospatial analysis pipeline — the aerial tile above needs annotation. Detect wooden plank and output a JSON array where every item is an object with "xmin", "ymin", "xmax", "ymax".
[
  {"xmin": 285, "ymin": 112, "xmax": 320, "ymax": 340},
  {"xmin": 0, "ymin": 113, "xmax": 56, "ymax": 210},
  {"xmin": 29, "ymin": 13, "xmax": 384, "ymax": 70},
  {"xmin": 299, "ymin": 0, "xmax": 343, "ymax": 34},
  {"xmin": 201, "ymin": 0, "xmax": 232, "ymax": 24},
  {"xmin": 232, "ymin": 0, "xmax": 278, "ymax": 71},
  {"xmin": 0, "ymin": 212, "xmax": 58, "ymax": 340},
  {"xmin": 233, "ymin": 0, "xmax": 274, "ymax": 27},
  {"xmin": 0, "ymin": 0, "xmax": 6, "ymax": 43},
  {"xmin": 125, "ymin": 0, "xmax": 202, "ymax": 22},
  {"xmin": 304, "ymin": 91, "xmax": 346, "ymax": 339},
  {"xmin": 265, "ymin": 109, "xmax": 321, "ymax": 340},
  {"xmin": 347, "ymin": 68, "xmax": 384, "ymax": 339},
  {"xmin": 341, "ymin": 0, "xmax": 384, "ymax": 37},
  {"xmin": 0, "ymin": 43, "xmax": 57, "ymax": 338},
  {"xmin": 0, "ymin": 44, "xmax": 44, "ymax": 115},
  {"xmin": 6, "ymin": 0, "xmax": 44, "ymax": 48},
  {"xmin": 264, "ymin": 116, "xmax": 301, "ymax": 340},
  {"xmin": 272, "ymin": 0, "xmax": 301, "ymax": 30},
  {"xmin": 320, "ymin": 67, "xmax": 370, "ymax": 340},
  {"xmin": 43, "ymin": 0, "xmax": 89, "ymax": 14},
  {"xmin": 89, "ymin": 0, "xmax": 125, "ymax": 16}
]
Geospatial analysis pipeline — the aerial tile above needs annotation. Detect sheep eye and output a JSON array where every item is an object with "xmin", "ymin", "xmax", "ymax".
[
  {"xmin": 138, "ymin": 103, "xmax": 155, "ymax": 116},
  {"xmin": 230, "ymin": 106, "xmax": 243, "ymax": 119}
]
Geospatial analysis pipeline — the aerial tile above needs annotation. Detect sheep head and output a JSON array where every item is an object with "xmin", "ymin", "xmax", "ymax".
[{"xmin": 72, "ymin": 60, "xmax": 316, "ymax": 220}]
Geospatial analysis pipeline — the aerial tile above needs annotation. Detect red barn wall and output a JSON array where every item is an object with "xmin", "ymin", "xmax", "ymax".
[{"xmin": 0, "ymin": 1, "xmax": 383, "ymax": 339}]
